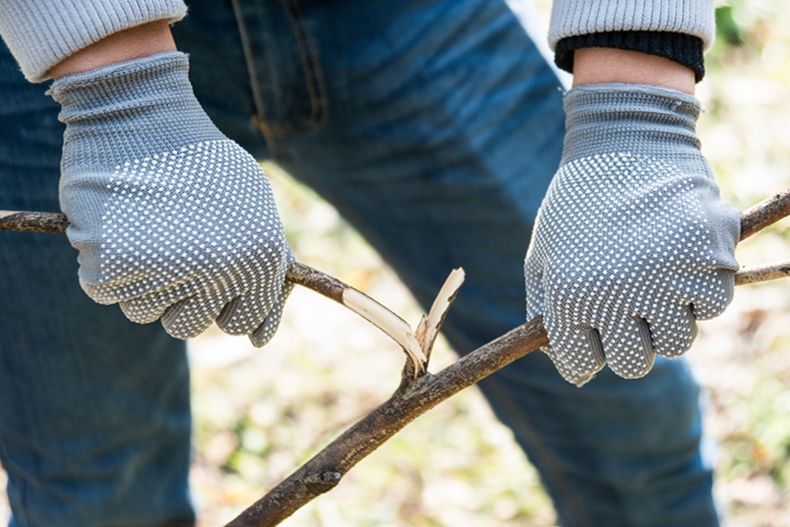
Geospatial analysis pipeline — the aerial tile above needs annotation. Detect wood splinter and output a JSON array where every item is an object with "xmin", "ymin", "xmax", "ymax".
[
  {"xmin": 342, "ymin": 288, "xmax": 426, "ymax": 370},
  {"xmin": 417, "ymin": 268, "xmax": 466, "ymax": 360}
]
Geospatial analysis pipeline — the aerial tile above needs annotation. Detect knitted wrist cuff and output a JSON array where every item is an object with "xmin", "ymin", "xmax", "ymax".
[
  {"xmin": 50, "ymin": 52, "xmax": 222, "ymax": 171},
  {"xmin": 561, "ymin": 83, "xmax": 703, "ymax": 162},
  {"xmin": 554, "ymin": 31, "xmax": 706, "ymax": 83}
]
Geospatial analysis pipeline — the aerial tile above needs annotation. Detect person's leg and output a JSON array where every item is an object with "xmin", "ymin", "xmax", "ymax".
[
  {"xmin": 0, "ymin": 42, "xmax": 194, "ymax": 526},
  {"xmin": 200, "ymin": 0, "xmax": 719, "ymax": 525}
]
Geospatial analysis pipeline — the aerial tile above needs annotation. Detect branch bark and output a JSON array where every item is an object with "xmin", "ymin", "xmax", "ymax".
[
  {"xmin": 224, "ymin": 314, "xmax": 547, "ymax": 527},
  {"xmin": 0, "ymin": 210, "xmax": 69, "ymax": 234},
  {"xmin": 740, "ymin": 186, "xmax": 790, "ymax": 241},
  {"xmin": 2, "ymin": 186, "xmax": 790, "ymax": 527},
  {"xmin": 734, "ymin": 259, "xmax": 790, "ymax": 286}
]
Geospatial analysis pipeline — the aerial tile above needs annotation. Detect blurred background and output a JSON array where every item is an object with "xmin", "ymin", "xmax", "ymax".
[{"xmin": 3, "ymin": 0, "xmax": 790, "ymax": 525}]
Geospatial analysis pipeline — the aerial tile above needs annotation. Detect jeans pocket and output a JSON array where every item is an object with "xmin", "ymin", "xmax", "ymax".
[{"xmin": 231, "ymin": 0, "xmax": 327, "ymax": 144}]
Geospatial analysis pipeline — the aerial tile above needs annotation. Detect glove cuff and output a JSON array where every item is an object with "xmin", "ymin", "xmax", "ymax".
[
  {"xmin": 561, "ymin": 83, "xmax": 703, "ymax": 164},
  {"xmin": 50, "ymin": 51, "xmax": 193, "ymax": 119},
  {"xmin": 49, "ymin": 51, "xmax": 222, "ymax": 172}
]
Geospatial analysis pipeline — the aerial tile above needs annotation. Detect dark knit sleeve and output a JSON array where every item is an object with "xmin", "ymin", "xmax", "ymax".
[{"xmin": 554, "ymin": 31, "xmax": 705, "ymax": 83}]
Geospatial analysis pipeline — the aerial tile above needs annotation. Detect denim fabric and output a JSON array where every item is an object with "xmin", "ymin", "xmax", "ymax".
[
  {"xmin": 0, "ymin": 43, "xmax": 194, "ymax": 527},
  {"xmin": 0, "ymin": 0, "xmax": 718, "ymax": 525}
]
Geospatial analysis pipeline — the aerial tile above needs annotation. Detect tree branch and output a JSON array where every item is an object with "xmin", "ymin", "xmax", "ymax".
[
  {"xmin": 4, "ymin": 185, "xmax": 790, "ymax": 287},
  {"xmin": 223, "ymin": 317, "xmax": 548, "ymax": 527},
  {"xmin": 740, "ymin": 186, "xmax": 790, "ymax": 241},
  {"xmin": 0, "ymin": 210, "xmax": 69, "ymax": 234},
  {"xmin": 2, "ymin": 186, "xmax": 790, "ymax": 526},
  {"xmin": 734, "ymin": 259, "xmax": 790, "ymax": 286}
]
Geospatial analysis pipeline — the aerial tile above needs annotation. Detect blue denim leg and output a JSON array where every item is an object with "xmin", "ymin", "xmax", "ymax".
[
  {"xmin": 176, "ymin": 0, "xmax": 720, "ymax": 525},
  {"xmin": 0, "ymin": 44, "xmax": 194, "ymax": 526}
]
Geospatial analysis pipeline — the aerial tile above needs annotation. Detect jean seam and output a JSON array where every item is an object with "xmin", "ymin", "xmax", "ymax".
[
  {"xmin": 282, "ymin": 0, "xmax": 328, "ymax": 135},
  {"xmin": 230, "ymin": 0, "xmax": 268, "ymax": 135},
  {"xmin": 231, "ymin": 0, "xmax": 328, "ymax": 157}
]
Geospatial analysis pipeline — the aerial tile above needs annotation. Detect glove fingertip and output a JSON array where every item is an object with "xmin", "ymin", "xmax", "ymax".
[
  {"xmin": 541, "ymin": 318, "xmax": 606, "ymax": 386},
  {"xmin": 545, "ymin": 316, "xmax": 607, "ymax": 380},
  {"xmin": 691, "ymin": 269, "xmax": 735, "ymax": 320},
  {"xmin": 601, "ymin": 318, "xmax": 656, "ymax": 379},
  {"xmin": 161, "ymin": 296, "xmax": 220, "ymax": 340},
  {"xmin": 606, "ymin": 356, "xmax": 655, "ymax": 380},
  {"xmin": 248, "ymin": 304, "xmax": 284, "ymax": 348},
  {"xmin": 543, "ymin": 345, "xmax": 599, "ymax": 387},
  {"xmin": 80, "ymin": 279, "xmax": 121, "ymax": 306},
  {"xmin": 249, "ymin": 281, "xmax": 294, "ymax": 348},
  {"xmin": 650, "ymin": 307, "xmax": 697, "ymax": 359},
  {"xmin": 119, "ymin": 299, "xmax": 165, "ymax": 325},
  {"xmin": 161, "ymin": 317, "xmax": 215, "ymax": 341},
  {"xmin": 216, "ymin": 295, "xmax": 261, "ymax": 336}
]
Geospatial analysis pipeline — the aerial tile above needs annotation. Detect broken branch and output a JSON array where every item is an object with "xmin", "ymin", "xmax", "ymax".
[
  {"xmin": 0, "ymin": 216, "xmax": 427, "ymax": 370},
  {"xmin": 224, "ymin": 316, "xmax": 548, "ymax": 527},
  {"xmin": 418, "ymin": 268, "xmax": 466, "ymax": 361}
]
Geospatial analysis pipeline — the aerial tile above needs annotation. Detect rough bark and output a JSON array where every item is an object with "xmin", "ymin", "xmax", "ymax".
[
  {"xmin": 734, "ymin": 259, "xmax": 790, "ymax": 286},
  {"xmin": 740, "ymin": 186, "xmax": 790, "ymax": 241},
  {"xmin": 0, "ymin": 210, "xmax": 69, "ymax": 234}
]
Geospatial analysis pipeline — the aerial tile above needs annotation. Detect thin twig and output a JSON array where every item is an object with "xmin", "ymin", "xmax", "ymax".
[
  {"xmin": 417, "ymin": 268, "xmax": 466, "ymax": 361},
  {"xmin": 735, "ymin": 259, "xmax": 790, "ymax": 286},
  {"xmin": 740, "ymin": 187, "xmax": 790, "ymax": 241},
  {"xmin": 0, "ymin": 210, "xmax": 68, "ymax": 234}
]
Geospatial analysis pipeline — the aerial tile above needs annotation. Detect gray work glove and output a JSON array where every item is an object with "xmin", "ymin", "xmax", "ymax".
[
  {"xmin": 50, "ymin": 52, "xmax": 292, "ymax": 346},
  {"xmin": 524, "ymin": 83, "xmax": 740, "ymax": 386}
]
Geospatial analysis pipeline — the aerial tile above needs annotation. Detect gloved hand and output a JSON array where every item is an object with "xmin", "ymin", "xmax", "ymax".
[
  {"xmin": 524, "ymin": 83, "xmax": 740, "ymax": 386},
  {"xmin": 50, "ymin": 51, "xmax": 292, "ymax": 346}
]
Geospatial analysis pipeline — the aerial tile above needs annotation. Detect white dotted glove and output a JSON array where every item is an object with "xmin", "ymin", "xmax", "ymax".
[
  {"xmin": 51, "ymin": 52, "xmax": 292, "ymax": 346},
  {"xmin": 524, "ymin": 84, "xmax": 740, "ymax": 386}
]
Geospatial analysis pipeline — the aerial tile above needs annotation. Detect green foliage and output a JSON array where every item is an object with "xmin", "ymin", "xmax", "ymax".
[{"xmin": 716, "ymin": 6, "xmax": 744, "ymax": 47}]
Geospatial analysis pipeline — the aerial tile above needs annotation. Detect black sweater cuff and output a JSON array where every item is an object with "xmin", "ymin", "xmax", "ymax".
[{"xmin": 554, "ymin": 31, "xmax": 705, "ymax": 83}]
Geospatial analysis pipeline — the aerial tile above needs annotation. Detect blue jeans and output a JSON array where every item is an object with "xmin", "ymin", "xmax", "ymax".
[{"xmin": 0, "ymin": 0, "xmax": 718, "ymax": 525}]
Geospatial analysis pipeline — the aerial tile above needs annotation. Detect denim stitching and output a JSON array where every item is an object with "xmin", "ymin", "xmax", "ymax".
[
  {"xmin": 231, "ymin": 0, "xmax": 327, "ymax": 157},
  {"xmin": 230, "ymin": 0, "xmax": 276, "ymax": 149},
  {"xmin": 281, "ymin": 0, "xmax": 328, "ymax": 134}
]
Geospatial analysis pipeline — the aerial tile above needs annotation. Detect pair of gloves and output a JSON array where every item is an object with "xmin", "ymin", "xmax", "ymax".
[{"xmin": 53, "ymin": 52, "xmax": 739, "ymax": 385}]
